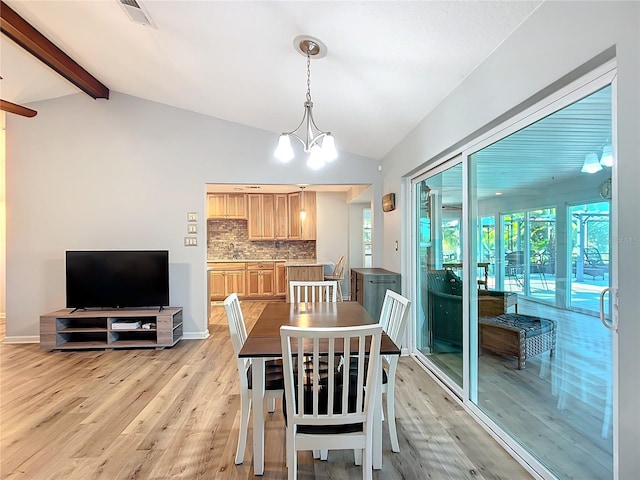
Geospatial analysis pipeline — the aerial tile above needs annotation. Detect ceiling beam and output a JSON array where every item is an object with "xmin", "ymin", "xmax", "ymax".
[
  {"xmin": 0, "ymin": 99, "xmax": 37, "ymax": 117},
  {"xmin": 0, "ymin": 1, "xmax": 109, "ymax": 100}
]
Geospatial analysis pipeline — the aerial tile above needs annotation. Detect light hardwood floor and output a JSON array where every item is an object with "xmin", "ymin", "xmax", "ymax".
[{"xmin": 0, "ymin": 304, "xmax": 531, "ymax": 479}]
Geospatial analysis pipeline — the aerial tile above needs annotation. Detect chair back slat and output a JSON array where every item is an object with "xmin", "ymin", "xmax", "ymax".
[{"xmin": 289, "ymin": 280, "xmax": 338, "ymax": 303}]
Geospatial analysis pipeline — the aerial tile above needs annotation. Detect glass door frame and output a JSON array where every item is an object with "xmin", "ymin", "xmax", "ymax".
[
  {"xmin": 407, "ymin": 60, "xmax": 618, "ymax": 479},
  {"xmin": 410, "ymin": 154, "xmax": 465, "ymax": 399}
]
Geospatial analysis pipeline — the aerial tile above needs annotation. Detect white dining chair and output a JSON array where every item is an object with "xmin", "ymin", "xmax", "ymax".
[
  {"xmin": 378, "ymin": 289, "xmax": 411, "ymax": 453},
  {"xmin": 280, "ymin": 324, "xmax": 383, "ymax": 480},
  {"xmin": 289, "ymin": 280, "xmax": 338, "ymax": 303},
  {"xmin": 224, "ymin": 293, "xmax": 284, "ymax": 464}
]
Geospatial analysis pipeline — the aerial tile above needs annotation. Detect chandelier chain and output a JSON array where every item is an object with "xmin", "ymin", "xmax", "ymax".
[{"xmin": 306, "ymin": 50, "xmax": 312, "ymax": 103}]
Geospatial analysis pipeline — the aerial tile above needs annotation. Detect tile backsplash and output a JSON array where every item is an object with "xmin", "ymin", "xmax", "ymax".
[{"xmin": 207, "ymin": 219, "xmax": 316, "ymax": 260}]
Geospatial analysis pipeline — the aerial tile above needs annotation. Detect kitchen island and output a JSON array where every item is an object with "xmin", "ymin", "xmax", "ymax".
[{"xmin": 284, "ymin": 259, "xmax": 333, "ymax": 302}]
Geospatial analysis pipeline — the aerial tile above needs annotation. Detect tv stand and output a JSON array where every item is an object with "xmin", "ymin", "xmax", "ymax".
[{"xmin": 40, "ymin": 307, "xmax": 183, "ymax": 351}]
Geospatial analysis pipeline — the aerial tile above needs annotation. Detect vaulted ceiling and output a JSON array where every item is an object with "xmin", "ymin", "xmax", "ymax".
[
  {"xmin": 2, "ymin": 1, "xmax": 613, "ymax": 203},
  {"xmin": 0, "ymin": 0, "xmax": 542, "ymax": 160}
]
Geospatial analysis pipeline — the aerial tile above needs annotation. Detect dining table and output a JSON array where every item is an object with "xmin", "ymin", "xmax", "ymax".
[{"xmin": 238, "ymin": 301, "xmax": 400, "ymax": 475}]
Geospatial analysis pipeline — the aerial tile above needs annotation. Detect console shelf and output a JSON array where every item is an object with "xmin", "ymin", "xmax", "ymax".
[{"xmin": 40, "ymin": 307, "xmax": 183, "ymax": 351}]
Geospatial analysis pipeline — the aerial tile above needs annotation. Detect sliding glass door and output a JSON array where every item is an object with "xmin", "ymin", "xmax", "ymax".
[
  {"xmin": 412, "ymin": 67, "xmax": 616, "ymax": 479},
  {"xmin": 414, "ymin": 160, "xmax": 464, "ymax": 390}
]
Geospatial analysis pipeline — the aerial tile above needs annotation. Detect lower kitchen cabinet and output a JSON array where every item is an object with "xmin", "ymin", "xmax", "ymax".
[
  {"xmin": 246, "ymin": 262, "xmax": 275, "ymax": 297},
  {"xmin": 350, "ymin": 268, "xmax": 401, "ymax": 320},
  {"xmin": 209, "ymin": 263, "xmax": 246, "ymax": 299},
  {"xmin": 275, "ymin": 262, "xmax": 287, "ymax": 296}
]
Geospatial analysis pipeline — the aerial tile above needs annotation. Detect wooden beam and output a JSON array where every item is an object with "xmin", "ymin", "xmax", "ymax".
[
  {"xmin": 0, "ymin": 99, "xmax": 37, "ymax": 117},
  {"xmin": 0, "ymin": 1, "xmax": 109, "ymax": 100}
]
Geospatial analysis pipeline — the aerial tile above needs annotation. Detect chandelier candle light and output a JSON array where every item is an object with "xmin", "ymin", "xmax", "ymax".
[{"xmin": 274, "ymin": 36, "xmax": 337, "ymax": 170}]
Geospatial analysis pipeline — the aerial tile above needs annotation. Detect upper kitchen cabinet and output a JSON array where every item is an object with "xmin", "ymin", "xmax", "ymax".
[
  {"xmin": 247, "ymin": 194, "xmax": 275, "ymax": 240},
  {"xmin": 274, "ymin": 194, "xmax": 289, "ymax": 239},
  {"xmin": 207, "ymin": 193, "xmax": 247, "ymax": 219},
  {"xmin": 288, "ymin": 191, "xmax": 317, "ymax": 240}
]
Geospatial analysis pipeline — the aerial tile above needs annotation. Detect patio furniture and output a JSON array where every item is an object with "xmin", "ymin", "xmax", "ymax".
[
  {"xmin": 479, "ymin": 313, "xmax": 556, "ymax": 369},
  {"xmin": 583, "ymin": 247, "xmax": 608, "ymax": 280},
  {"xmin": 422, "ymin": 270, "xmax": 517, "ymax": 351},
  {"xmin": 505, "ymin": 251, "xmax": 525, "ymax": 286}
]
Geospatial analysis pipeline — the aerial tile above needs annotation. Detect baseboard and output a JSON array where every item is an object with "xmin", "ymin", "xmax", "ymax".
[
  {"xmin": 182, "ymin": 330, "xmax": 210, "ymax": 340},
  {"xmin": 2, "ymin": 335, "xmax": 39, "ymax": 344}
]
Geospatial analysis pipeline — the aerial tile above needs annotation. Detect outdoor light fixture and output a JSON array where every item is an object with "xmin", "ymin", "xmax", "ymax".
[
  {"xmin": 274, "ymin": 36, "xmax": 337, "ymax": 170},
  {"xmin": 581, "ymin": 152, "xmax": 603, "ymax": 174},
  {"xmin": 600, "ymin": 144, "xmax": 613, "ymax": 167}
]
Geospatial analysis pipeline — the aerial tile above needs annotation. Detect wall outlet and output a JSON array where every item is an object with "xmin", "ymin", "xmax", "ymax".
[{"xmin": 184, "ymin": 237, "xmax": 197, "ymax": 246}]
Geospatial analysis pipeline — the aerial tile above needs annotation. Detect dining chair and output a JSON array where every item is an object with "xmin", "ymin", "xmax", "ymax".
[
  {"xmin": 324, "ymin": 255, "xmax": 346, "ymax": 301},
  {"xmin": 224, "ymin": 293, "xmax": 284, "ymax": 465},
  {"xmin": 377, "ymin": 289, "xmax": 411, "ymax": 453},
  {"xmin": 289, "ymin": 280, "xmax": 338, "ymax": 303},
  {"xmin": 280, "ymin": 324, "xmax": 383, "ymax": 480}
]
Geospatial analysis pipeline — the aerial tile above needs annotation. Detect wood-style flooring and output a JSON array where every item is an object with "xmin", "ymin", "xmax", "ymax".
[{"xmin": 0, "ymin": 303, "xmax": 531, "ymax": 479}]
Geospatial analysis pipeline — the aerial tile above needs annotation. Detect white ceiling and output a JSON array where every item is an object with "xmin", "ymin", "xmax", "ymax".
[{"xmin": 0, "ymin": 0, "xmax": 542, "ymax": 161}]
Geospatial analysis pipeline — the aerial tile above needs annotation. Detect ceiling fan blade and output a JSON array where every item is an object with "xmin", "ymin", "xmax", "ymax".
[{"xmin": 0, "ymin": 99, "xmax": 38, "ymax": 117}]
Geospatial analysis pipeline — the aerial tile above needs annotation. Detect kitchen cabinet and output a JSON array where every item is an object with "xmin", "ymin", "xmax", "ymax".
[
  {"xmin": 350, "ymin": 268, "xmax": 401, "ymax": 320},
  {"xmin": 209, "ymin": 263, "xmax": 246, "ymax": 299},
  {"xmin": 288, "ymin": 191, "xmax": 316, "ymax": 240},
  {"xmin": 207, "ymin": 193, "xmax": 247, "ymax": 219},
  {"xmin": 246, "ymin": 262, "xmax": 275, "ymax": 297},
  {"xmin": 247, "ymin": 194, "xmax": 275, "ymax": 240},
  {"xmin": 274, "ymin": 194, "xmax": 289, "ymax": 239},
  {"xmin": 275, "ymin": 262, "xmax": 287, "ymax": 296}
]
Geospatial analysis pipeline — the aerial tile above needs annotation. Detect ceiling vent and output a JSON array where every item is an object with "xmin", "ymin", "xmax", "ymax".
[{"xmin": 117, "ymin": 0, "xmax": 157, "ymax": 29}]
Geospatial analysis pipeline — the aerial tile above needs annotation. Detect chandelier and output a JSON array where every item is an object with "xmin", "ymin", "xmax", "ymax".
[{"xmin": 274, "ymin": 36, "xmax": 337, "ymax": 170}]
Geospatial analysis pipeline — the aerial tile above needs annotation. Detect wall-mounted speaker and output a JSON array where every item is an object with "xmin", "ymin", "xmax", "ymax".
[{"xmin": 382, "ymin": 193, "xmax": 396, "ymax": 212}]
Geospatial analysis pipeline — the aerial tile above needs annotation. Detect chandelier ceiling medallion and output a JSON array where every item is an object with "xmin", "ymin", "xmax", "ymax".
[{"xmin": 274, "ymin": 36, "xmax": 337, "ymax": 170}]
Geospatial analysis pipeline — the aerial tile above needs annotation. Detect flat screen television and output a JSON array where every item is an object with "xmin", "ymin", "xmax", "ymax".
[{"xmin": 66, "ymin": 250, "xmax": 170, "ymax": 309}]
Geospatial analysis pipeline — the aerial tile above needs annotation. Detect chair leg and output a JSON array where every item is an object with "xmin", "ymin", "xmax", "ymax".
[
  {"xmin": 267, "ymin": 396, "xmax": 276, "ymax": 413},
  {"xmin": 363, "ymin": 446, "xmax": 373, "ymax": 480},
  {"xmin": 287, "ymin": 428, "xmax": 296, "ymax": 479},
  {"xmin": 337, "ymin": 281, "xmax": 343, "ymax": 301},
  {"xmin": 235, "ymin": 392, "xmax": 251, "ymax": 464},
  {"xmin": 387, "ymin": 363, "xmax": 400, "ymax": 453},
  {"xmin": 354, "ymin": 448, "xmax": 362, "ymax": 465},
  {"xmin": 313, "ymin": 450, "xmax": 328, "ymax": 460}
]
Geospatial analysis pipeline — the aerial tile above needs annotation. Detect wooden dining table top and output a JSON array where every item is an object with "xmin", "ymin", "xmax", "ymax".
[{"xmin": 239, "ymin": 301, "xmax": 401, "ymax": 358}]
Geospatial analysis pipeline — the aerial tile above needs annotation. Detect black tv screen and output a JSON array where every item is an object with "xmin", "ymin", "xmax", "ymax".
[{"xmin": 66, "ymin": 250, "xmax": 170, "ymax": 309}]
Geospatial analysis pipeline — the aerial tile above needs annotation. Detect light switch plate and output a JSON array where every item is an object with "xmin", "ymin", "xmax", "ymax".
[
  {"xmin": 188, "ymin": 224, "xmax": 198, "ymax": 234},
  {"xmin": 184, "ymin": 236, "xmax": 197, "ymax": 246},
  {"xmin": 187, "ymin": 212, "xmax": 198, "ymax": 222}
]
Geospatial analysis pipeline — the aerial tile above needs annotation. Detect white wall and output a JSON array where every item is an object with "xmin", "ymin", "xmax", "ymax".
[
  {"xmin": 315, "ymin": 192, "xmax": 349, "ymax": 297},
  {"xmin": 5, "ymin": 92, "xmax": 378, "ymax": 341},
  {"xmin": 380, "ymin": 2, "xmax": 640, "ymax": 477}
]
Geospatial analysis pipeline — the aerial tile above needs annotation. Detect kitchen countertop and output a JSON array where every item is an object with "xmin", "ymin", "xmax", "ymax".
[
  {"xmin": 208, "ymin": 259, "xmax": 289, "ymax": 263},
  {"xmin": 284, "ymin": 259, "xmax": 332, "ymax": 267},
  {"xmin": 207, "ymin": 259, "xmax": 333, "ymax": 266}
]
